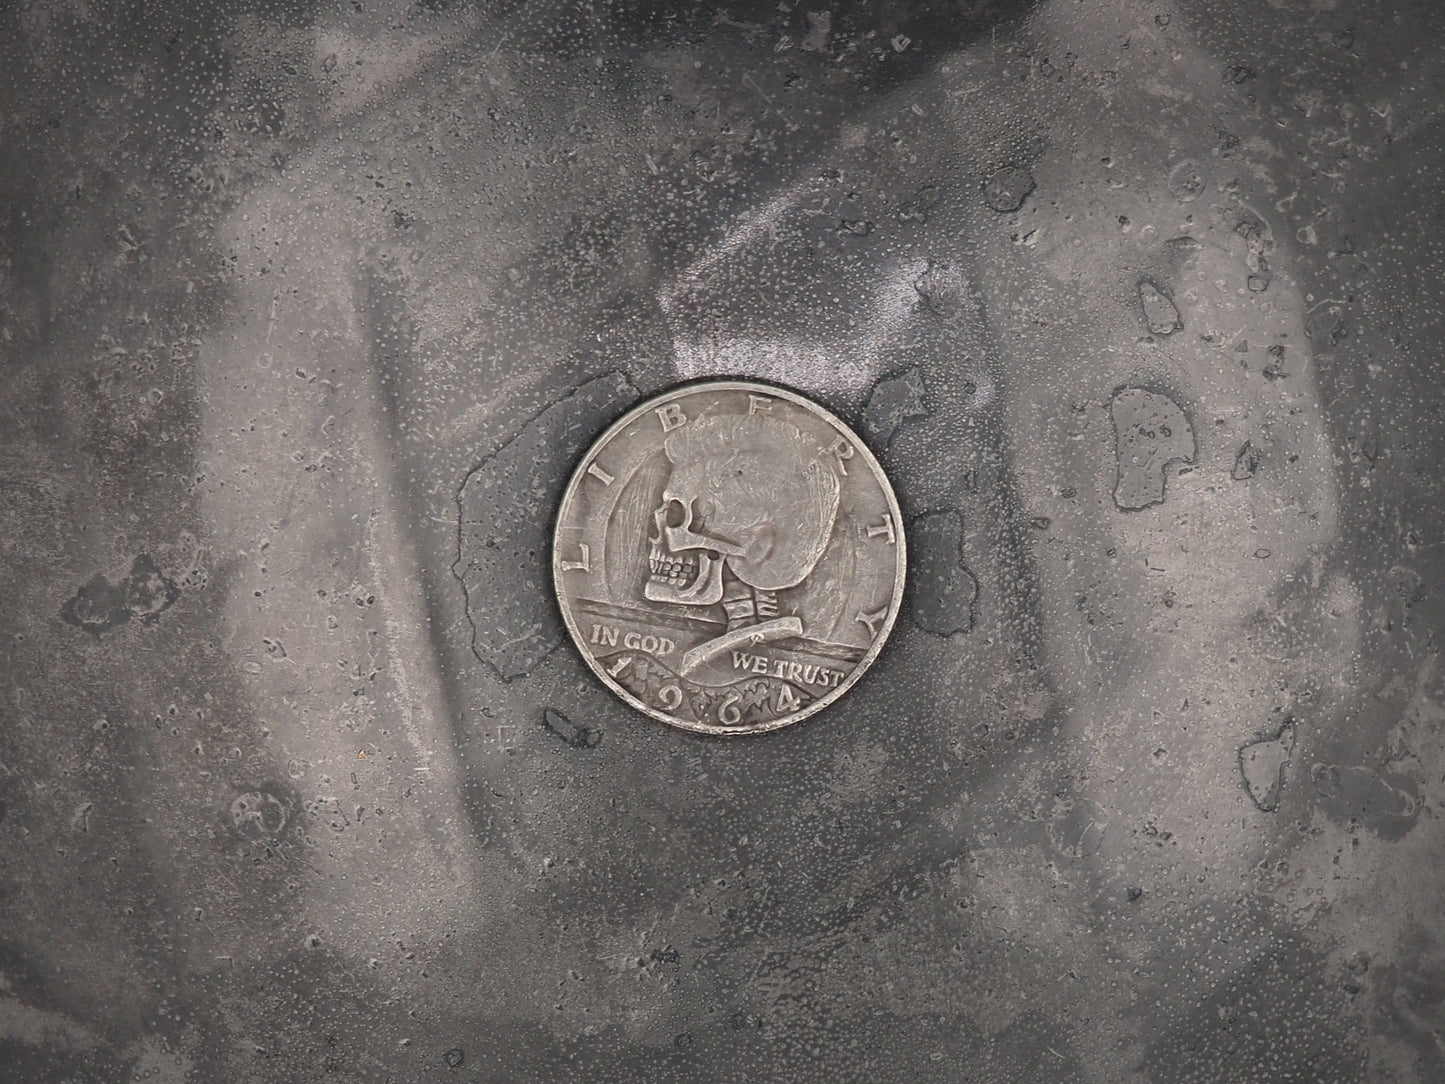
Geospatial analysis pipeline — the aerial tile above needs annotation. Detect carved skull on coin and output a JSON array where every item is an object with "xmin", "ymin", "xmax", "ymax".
[
  {"xmin": 554, "ymin": 382, "xmax": 904, "ymax": 735},
  {"xmin": 644, "ymin": 413, "xmax": 842, "ymax": 609}
]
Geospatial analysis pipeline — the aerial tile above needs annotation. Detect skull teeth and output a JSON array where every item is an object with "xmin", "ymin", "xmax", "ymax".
[
  {"xmin": 648, "ymin": 548, "xmax": 700, "ymax": 586},
  {"xmin": 643, "ymin": 544, "xmax": 724, "ymax": 606}
]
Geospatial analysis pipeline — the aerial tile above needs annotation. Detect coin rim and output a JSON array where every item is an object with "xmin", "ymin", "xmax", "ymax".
[{"xmin": 552, "ymin": 378, "xmax": 907, "ymax": 737}]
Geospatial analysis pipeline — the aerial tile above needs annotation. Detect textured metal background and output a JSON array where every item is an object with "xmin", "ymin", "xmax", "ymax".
[{"xmin": 2, "ymin": 1, "xmax": 1444, "ymax": 1079}]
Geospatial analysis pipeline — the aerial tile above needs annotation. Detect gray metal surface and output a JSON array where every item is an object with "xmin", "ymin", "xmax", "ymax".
[{"xmin": 2, "ymin": 0, "xmax": 1443, "ymax": 1080}]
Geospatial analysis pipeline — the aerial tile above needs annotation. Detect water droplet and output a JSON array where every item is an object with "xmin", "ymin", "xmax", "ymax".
[
  {"xmin": 1137, "ymin": 281, "xmax": 1182, "ymax": 335},
  {"xmin": 982, "ymin": 166, "xmax": 1035, "ymax": 213},
  {"xmin": 1312, "ymin": 763, "xmax": 1342, "ymax": 798},
  {"xmin": 1110, "ymin": 388, "xmax": 1196, "ymax": 511},
  {"xmin": 1166, "ymin": 235, "xmax": 1201, "ymax": 263},
  {"xmin": 542, "ymin": 708, "xmax": 602, "ymax": 749},
  {"xmin": 1240, "ymin": 721, "xmax": 1296, "ymax": 813},
  {"xmin": 61, "ymin": 574, "xmax": 127, "ymax": 635},
  {"xmin": 457, "ymin": 374, "xmax": 638, "ymax": 680},
  {"xmin": 230, "ymin": 790, "xmax": 290, "ymax": 839},
  {"xmin": 863, "ymin": 368, "xmax": 929, "ymax": 448},
  {"xmin": 1167, "ymin": 159, "xmax": 1205, "ymax": 202},
  {"xmin": 908, "ymin": 511, "xmax": 978, "ymax": 636},
  {"xmin": 897, "ymin": 184, "xmax": 940, "ymax": 224},
  {"xmin": 1232, "ymin": 442, "xmax": 1261, "ymax": 480},
  {"xmin": 1050, "ymin": 799, "xmax": 1106, "ymax": 859}
]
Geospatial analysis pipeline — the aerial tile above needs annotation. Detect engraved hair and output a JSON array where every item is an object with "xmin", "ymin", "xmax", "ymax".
[{"xmin": 662, "ymin": 412, "xmax": 841, "ymax": 588}]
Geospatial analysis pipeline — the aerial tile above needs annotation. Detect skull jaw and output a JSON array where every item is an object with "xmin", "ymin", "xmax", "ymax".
[{"xmin": 644, "ymin": 549, "xmax": 726, "ymax": 606}]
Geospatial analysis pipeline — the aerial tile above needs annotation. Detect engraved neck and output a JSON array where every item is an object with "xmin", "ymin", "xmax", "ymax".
[{"xmin": 721, "ymin": 575, "xmax": 779, "ymax": 630}]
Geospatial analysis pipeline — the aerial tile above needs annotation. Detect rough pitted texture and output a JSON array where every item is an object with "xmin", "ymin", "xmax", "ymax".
[{"xmin": 3, "ymin": 0, "xmax": 1445, "ymax": 1081}]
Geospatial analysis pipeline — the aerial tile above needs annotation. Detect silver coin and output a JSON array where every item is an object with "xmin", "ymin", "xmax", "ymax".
[{"xmin": 553, "ymin": 380, "xmax": 905, "ymax": 736}]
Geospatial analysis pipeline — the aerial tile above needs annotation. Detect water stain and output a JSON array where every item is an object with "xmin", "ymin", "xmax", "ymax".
[
  {"xmin": 229, "ymin": 788, "xmax": 291, "ymax": 841},
  {"xmin": 542, "ymin": 707, "xmax": 603, "ymax": 749},
  {"xmin": 1262, "ymin": 344, "xmax": 1289, "ymax": 381},
  {"xmin": 60, "ymin": 554, "xmax": 179, "ymax": 636},
  {"xmin": 897, "ymin": 183, "xmax": 940, "ymax": 225},
  {"xmin": 982, "ymin": 165, "xmax": 1035, "ymax": 213},
  {"xmin": 1166, "ymin": 235, "xmax": 1201, "ymax": 264},
  {"xmin": 1376, "ymin": 924, "xmax": 1445, "ymax": 1078},
  {"xmin": 1110, "ymin": 388, "xmax": 1195, "ymax": 511},
  {"xmin": 863, "ymin": 368, "xmax": 929, "ymax": 449},
  {"xmin": 1137, "ymin": 280, "xmax": 1182, "ymax": 336},
  {"xmin": 454, "ymin": 372, "xmax": 639, "ymax": 680},
  {"xmin": 1312, "ymin": 762, "xmax": 1420, "ymax": 841},
  {"xmin": 907, "ymin": 511, "xmax": 978, "ymax": 636},
  {"xmin": 1240, "ymin": 719, "xmax": 1296, "ymax": 813},
  {"xmin": 1232, "ymin": 441, "xmax": 1261, "ymax": 480},
  {"xmin": 1049, "ymin": 798, "xmax": 1107, "ymax": 859},
  {"xmin": 1166, "ymin": 159, "xmax": 1205, "ymax": 202}
]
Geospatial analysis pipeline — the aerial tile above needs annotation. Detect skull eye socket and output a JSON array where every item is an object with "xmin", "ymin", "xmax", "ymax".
[{"xmin": 663, "ymin": 498, "xmax": 688, "ymax": 529}]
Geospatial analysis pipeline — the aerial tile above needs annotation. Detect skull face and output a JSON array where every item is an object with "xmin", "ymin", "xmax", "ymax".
[
  {"xmin": 645, "ymin": 473, "xmax": 749, "ymax": 607},
  {"xmin": 643, "ymin": 414, "xmax": 841, "ymax": 606}
]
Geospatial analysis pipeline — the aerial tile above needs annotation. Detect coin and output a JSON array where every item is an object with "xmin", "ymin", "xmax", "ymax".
[{"xmin": 553, "ymin": 380, "xmax": 906, "ymax": 735}]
